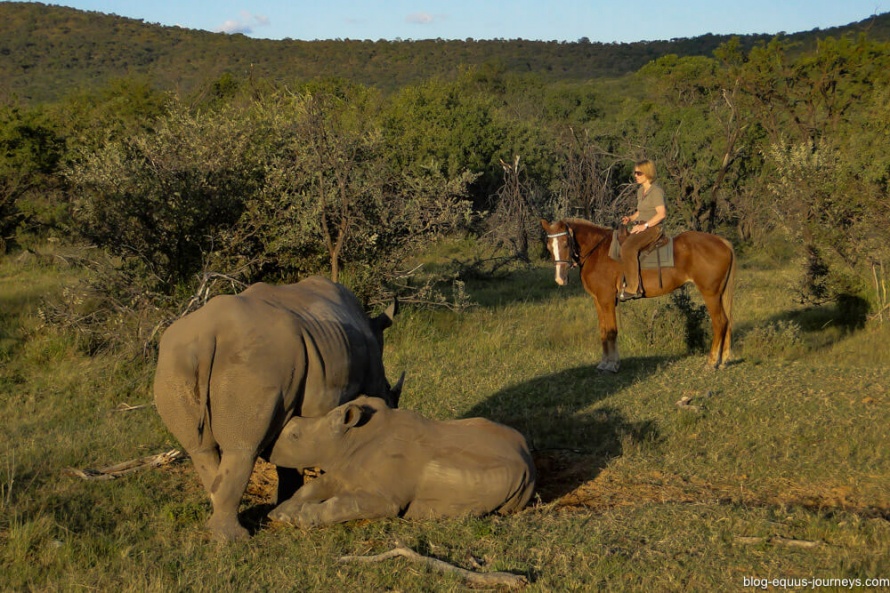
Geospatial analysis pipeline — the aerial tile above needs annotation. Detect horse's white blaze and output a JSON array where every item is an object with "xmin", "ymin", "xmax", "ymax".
[
  {"xmin": 550, "ymin": 236, "xmax": 568, "ymax": 285},
  {"xmin": 555, "ymin": 264, "xmax": 567, "ymax": 285},
  {"xmin": 549, "ymin": 236, "xmax": 560, "ymax": 262}
]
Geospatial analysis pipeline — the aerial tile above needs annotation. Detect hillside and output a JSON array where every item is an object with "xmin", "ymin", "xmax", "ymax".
[{"xmin": 2, "ymin": 2, "xmax": 889, "ymax": 104}]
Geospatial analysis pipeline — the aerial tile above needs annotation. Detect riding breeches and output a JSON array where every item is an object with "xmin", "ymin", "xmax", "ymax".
[{"xmin": 619, "ymin": 225, "xmax": 662, "ymax": 294}]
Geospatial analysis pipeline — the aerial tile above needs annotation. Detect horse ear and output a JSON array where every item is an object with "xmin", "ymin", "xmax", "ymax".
[{"xmin": 541, "ymin": 219, "xmax": 553, "ymax": 232}]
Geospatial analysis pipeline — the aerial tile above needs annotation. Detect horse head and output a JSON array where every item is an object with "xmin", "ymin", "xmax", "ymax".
[{"xmin": 541, "ymin": 219, "xmax": 576, "ymax": 286}]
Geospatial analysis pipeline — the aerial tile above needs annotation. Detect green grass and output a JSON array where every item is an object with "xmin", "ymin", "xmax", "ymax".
[{"xmin": 1, "ymin": 246, "xmax": 888, "ymax": 591}]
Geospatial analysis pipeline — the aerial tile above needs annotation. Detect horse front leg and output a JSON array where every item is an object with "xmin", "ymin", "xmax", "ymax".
[{"xmin": 594, "ymin": 297, "xmax": 620, "ymax": 373}]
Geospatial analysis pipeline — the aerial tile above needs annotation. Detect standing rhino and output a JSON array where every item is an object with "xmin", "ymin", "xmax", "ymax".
[
  {"xmin": 153, "ymin": 276, "xmax": 401, "ymax": 541},
  {"xmin": 267, "ymin": 396, "xmax": 536, "ymax": 527}
]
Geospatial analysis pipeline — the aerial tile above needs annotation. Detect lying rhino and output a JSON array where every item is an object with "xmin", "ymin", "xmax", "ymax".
[
  {"xmin": 267, "ymin": 396, "xmax": 536, "ymax": 527},
  {"xmin": 154, "ymin": 276, "xmax": 401, "ymax": 541}
]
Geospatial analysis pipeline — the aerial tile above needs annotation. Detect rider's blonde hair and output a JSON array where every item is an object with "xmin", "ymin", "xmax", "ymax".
[{"xmin": 635, "ymin": 159, "xmax": 657, "ymax": 181}]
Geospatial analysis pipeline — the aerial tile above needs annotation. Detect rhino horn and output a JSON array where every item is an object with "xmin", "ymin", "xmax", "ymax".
[
  {"xmin": 373, "ymin": 298, "xmax": 399, "ymax": 332},
  {"xmin": 390, "ymin": 371, "xmax": 406, "ymax": 407}
]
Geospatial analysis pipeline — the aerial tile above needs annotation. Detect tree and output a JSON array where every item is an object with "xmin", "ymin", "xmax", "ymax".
[
  {"xmin": 381, "ymin": 71, "xmax": 507, "ymax": 203},
  {"xmin": 234, "ymin": 83, "xmax": 476, "ymax": 301},
  {"xmin": 0, "ymin": 103, "xmax": 64, "ymax": 250},
  {"xmin": 720, "ymin": 34, "xmax": 890, "ymax": 308},
  {"xmin": 550, "ymin": 128, "xmax": 625, "ymax": 224},
  {"xmin": 66, "ymin": 98, "xmax": 262, "ymax": 290},
  {"xmin": 629, "ymin": 53, "xmax": 752, "ymax": 234}
]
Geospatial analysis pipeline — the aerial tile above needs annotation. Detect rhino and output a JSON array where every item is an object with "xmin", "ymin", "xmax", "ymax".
[
  {"xmin": 153, "ymin": 276, "xmax": 401, "ymax": 541},
  {"xmin": 267, "ymin": 395, "xmax": 536, "ymax": 527}
]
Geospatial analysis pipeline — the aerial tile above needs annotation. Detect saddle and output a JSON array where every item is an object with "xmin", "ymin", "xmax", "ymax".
[{"xmin": 608, "ymin": 226, "xmax": 675, "ymax": 269}]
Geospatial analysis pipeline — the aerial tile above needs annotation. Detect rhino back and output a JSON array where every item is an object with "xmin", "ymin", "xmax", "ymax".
[
  {"xmin": 241, "ymin": 279, "xmax": 389, "ymax": 413},
  {"xmin": 407, "ymin": 418, "xmax": 536, "ymax": 518}
]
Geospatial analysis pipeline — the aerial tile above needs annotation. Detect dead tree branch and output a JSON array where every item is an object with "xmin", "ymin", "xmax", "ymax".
[
  {"xmin": 339, "ymin": 546, "xmax": 528, "ymax": 589},
  {"xmin": 64, "ymin": 450, "xmax": 184, "ymax": 481}
]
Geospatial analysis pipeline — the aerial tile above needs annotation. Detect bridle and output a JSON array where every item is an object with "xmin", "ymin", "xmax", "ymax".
[
  {"xmin": 546, "ymin": 227, "xmax": 578, "ymax": 267},
  {"xmin": 546, "ymin": 222, "xmax": 608, "ymax": 269}
]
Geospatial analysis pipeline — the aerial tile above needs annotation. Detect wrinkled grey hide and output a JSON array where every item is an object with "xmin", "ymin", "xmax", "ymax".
[
  {"xmin": 268, "ymin": 396, "xmax": 536, "ymax": 527},
  {"xmin": 153, "ymin": 276, "xmax": 399, "ymax": 541}
]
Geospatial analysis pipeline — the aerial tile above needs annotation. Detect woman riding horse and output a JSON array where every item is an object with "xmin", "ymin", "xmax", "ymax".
[
  {"xmin": 541, "ymin": 216, "xmax": 736, "ymax": 371},
  {"xmin": 619, "ymin": 159, "xmax": 666, "ymax": 301}
]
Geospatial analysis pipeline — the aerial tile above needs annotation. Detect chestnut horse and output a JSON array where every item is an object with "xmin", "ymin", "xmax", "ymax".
[{"xmin": 540, "ymin": 218, "xmax": 736, "ymax": 372}]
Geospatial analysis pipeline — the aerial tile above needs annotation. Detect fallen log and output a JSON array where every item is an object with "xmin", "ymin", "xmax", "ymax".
[
  {"xmin": 339, "ymin": 546, "xmax": 528, "ymax": 589},
  {"xmin": 64, "ymin": 449, "xmax": 183, "ymax": 481},
  {"xmin": 735, "ymin": 535, "xmax": 821, "ymax": 548}
]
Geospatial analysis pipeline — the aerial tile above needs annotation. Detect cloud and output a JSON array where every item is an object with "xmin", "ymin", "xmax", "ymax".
[
  {"xmin": 406, "ymin": 12, "xmax": 437, "ymax": 25},
  {"xmin": 217, "ymin": 12, "xmax": 270, "ymax": 35}
]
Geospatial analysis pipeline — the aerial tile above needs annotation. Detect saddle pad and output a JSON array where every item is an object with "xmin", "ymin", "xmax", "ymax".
[{"xmin": 609, "ymin": 230, "xmax": 675, "ymax": 268}]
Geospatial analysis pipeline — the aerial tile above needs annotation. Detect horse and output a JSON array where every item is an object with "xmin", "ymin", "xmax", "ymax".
[{"xmin": 540, "ymin": 218, "xmax": 736, "ymax": 372}]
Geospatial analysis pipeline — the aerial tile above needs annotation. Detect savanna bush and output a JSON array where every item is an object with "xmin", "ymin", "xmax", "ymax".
[
  {"xmin": 60, "ymin": 85, "xmax": 478, "ymax": 352},
  {"xmin": 619, "ymin": 287, "xmax": 709, "ymax": 356},
  {"xmin": 740, "ymin": 319, "xmax": 804, "ymax": 361}
]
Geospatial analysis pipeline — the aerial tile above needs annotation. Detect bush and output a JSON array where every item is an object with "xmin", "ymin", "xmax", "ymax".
[{"xmin": 740, "ymin": 319, "xmax": 804, "ymax": 361}]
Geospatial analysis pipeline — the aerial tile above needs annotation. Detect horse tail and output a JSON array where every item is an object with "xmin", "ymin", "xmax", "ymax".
[{"xmin": 719, "ymin": 238, "xmax": 737, "ymax": 356}]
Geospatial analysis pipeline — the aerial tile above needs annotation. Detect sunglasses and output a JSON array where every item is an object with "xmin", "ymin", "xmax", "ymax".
[{"xmin": 633, "ymin": 171, "xmax": 644, "ymax": 177}]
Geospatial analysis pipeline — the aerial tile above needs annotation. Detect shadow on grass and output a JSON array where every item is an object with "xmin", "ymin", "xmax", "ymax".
[
  {"xmin": 734, "ymin": 294, "xmax": 871, "ymax": 357},
  {"xmin": 462, "ymin": 357, "xmax": 669, "ymax": 503},
  {"xmin": 461, "ymin": 264, "xmax": 587, "ymax": 309}
]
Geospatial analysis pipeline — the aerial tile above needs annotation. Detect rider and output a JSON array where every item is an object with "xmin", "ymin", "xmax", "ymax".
[{"xmin": 619, "ymin": 159, "xmax": 666, "ymax": 301}]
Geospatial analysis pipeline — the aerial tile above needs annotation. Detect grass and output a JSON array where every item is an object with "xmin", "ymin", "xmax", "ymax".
[{"xmin": 1, "ymin": 244, "xmax": 888, "ymax": 591}]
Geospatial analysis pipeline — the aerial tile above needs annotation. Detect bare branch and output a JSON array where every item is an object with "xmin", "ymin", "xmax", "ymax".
[
  {"xmin": 64, "ymin": 450, "xmax": 184, "ymax": 481},
  {"xmin": 339, "ymin": 546, "xmax": 529, "ymax": 589}
]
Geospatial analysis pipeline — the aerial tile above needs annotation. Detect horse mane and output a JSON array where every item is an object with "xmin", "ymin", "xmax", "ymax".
[{"xmin": 564, "ymin": 218, "xmax": 612, "ymax": 237}]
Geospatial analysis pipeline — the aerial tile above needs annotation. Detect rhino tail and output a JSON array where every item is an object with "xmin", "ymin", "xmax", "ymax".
[{"xmin": 195, "ymin": 336, "xmax": 217, "ymax": 440}]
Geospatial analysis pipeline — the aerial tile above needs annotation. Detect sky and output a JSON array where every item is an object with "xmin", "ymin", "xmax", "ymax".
[{"xmin": 18, "ymin": 0, "xmax": 890, "ymax": 43}]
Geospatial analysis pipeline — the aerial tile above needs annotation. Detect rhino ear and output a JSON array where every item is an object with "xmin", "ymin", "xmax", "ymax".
[{"xmin": 338, "ymin": 403, "xmax": 365, "ymax": 432}]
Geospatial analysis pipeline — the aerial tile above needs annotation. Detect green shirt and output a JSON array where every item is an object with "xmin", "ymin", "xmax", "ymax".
[{"xmin": 636, "ymin": 184, "xmax": 665, "ymax": 222}]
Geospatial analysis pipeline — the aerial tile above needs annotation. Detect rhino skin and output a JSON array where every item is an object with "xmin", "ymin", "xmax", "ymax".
[
  {"xmin": 267, "ymin": 395, "xmax": 536, "ymax": 527},
  {"xmin": 153, "ymin": 276, "xmax": 400, "ymax": 541}
]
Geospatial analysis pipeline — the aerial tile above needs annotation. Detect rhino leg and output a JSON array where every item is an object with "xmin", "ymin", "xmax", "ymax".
[
  {"xmin": 270, "ymin": 477, "xmax": 403, "ymax": 527},
  {"xmin": 268, "ymin": 475, "xmax": 335, "ymax": 522},
  {"xmin": 187, "ymin": 446, "xmax": 221, "ymax": 494},
  {"xmin": 292, "ymin": 492, "xmax": 402, "ymax": 528},
  {"xmin": 206, "ymin": 450, "xmax": 256, "ymax": 542}
]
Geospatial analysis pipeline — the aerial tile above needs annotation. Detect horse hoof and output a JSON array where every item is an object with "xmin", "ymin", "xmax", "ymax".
[{"xmin": 597, "ymin": 361, "xmax": 619, "ymax": 373}]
